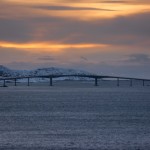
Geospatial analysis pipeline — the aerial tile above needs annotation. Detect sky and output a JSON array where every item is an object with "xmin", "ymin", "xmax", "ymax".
[{"xmin": 0, "ymin": 0, "xmax": 150, "ymax": 78}]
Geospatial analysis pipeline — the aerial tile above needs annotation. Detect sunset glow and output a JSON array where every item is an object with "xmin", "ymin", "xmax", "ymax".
[
  {"xmin": 0, "ymin": 41, "xmax": 107, "ymax": 51},
  {"xmin": 1, "ymin": 1, "xmax": 150, "ymax": 20},
  {"xmin": 0, "ymin": 0, "xmax": 150, "ymax": 76}
]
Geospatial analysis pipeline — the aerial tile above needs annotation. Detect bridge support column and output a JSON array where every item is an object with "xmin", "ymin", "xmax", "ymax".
[
  {"xmin": 14, "ymin": 79, "xmax": 17, "ymax": 86},
  {"xmin": 95, "ymin": 78, "xmax": 98, "ymax": 86},
  {"xmin": 130, "ymin": 79, "xmax": 133, "ymax": 87},
  {"xmin": 117, "ymin": 78, "xmax": 120, "ymax": 87},
  {"xmin": 143, "ymin": 80, "xmax": 145, "ymax": 86},
  {"xmin": 27, "ymin": 78, "xmax": 30, "ymax": 86},
  {"xmin": 3, "ymin": 80, "xmax": 6, "ymax": 87},
  {"xmin": 50, "ymin": 77, "xmax": 53, "ymax": 86}
]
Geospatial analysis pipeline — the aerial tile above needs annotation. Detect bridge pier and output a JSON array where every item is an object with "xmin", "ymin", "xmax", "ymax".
[
  {"xmin": 27, "ymin": 78, "xmax": 30, "ymax": 86},
  {"xmin": 50, "ymin": 77, "xmax": 53, "ymax": 86},
  {"xmin": 95, "ymin": 77, "xmax": 98, "ymax": 86},
  {"xmin": 3, "ymin": 80, "xmax": 6, "ymax": 87},
  {"xmin": 117, "ymin": 78, "xmax": 120, "ymax": 87},
  {"xmin": 130, "ymin": 79, "xmax": 133, "ymax": 87},
  {"xmin": 143, "ymin": 80, "xmax": 145, "ymax": 86},
  {"xmin": 14, "ymin": 79, "xmax": 17, "ymax": 86}
]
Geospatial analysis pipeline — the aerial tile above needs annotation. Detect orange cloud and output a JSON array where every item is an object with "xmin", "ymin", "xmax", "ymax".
[
  {"xmin": 0, "ymin": 41, "xmax": 107, "ymax": 52},
  {"xmin": 1, "ymin": 0, "xmax": 150, "ymax": 20}
]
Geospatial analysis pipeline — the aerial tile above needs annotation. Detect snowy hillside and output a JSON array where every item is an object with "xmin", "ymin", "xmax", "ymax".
[{"xmin": 0, "ymin": 65, "xmax": 94, "ymax": 81}]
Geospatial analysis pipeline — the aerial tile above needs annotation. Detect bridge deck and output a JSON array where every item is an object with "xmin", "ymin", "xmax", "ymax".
[{"xmin": 0, "ymin": 74, "xmax": 150, "ymax": 87}]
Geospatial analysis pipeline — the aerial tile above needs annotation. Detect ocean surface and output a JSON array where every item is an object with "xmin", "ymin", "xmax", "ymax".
[{"xmin": 0, "ymin": 81, "xmax": 150, "ymax": 150}]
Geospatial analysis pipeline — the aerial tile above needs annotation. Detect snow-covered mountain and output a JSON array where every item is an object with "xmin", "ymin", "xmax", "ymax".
[
  {"xmin": 0, "ymin": 65, "xmax": 12, "ymax": 76},
  {"xmin": 0, "ymin": 65, "xmax": 94, "ymax": 81}
]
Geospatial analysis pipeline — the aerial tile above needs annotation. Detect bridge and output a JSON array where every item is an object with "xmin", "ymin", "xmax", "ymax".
[{"xmin": 0, "ymin": 74, "xmax": 150, "ymax": 87}]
